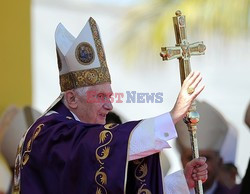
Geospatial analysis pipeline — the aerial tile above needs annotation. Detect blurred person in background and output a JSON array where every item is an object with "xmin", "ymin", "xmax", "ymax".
[
  {"xmin": 0, "ymin": 106, "xmax": 40, "ymax": 194},
  {"xmin": 218, "ymin": 163, "xmax": 241, "ymax": 192},
  {"xmin": 240, "ymin": 102, "xmax": 250, "ymax": 194},
  {"xmin": 176, "ymin": 100, "xmax": 240, "ymax": 194},
  {"xmin": 105, "ymin": 111, "xmax": 122, "ymax": 124}
]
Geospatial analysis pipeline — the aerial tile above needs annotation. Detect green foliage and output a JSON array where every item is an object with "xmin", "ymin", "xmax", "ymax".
[{"xmin": 118, "ymin": 0, "xmax": 250, "ymax": 64}]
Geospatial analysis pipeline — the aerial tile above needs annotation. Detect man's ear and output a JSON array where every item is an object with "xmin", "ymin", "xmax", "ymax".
[{"xmin": 65, "ymin": 90, "xmax": 78, "ymax": 109}]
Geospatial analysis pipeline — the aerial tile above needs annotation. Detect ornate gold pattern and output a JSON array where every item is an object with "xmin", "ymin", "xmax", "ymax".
[
  {"xmin": 95, "ymin": 167, "xmax": 108, "ymax": 194},
  {"xmin": 13, "ymin": 153, "xmax": 22, "ymax": 193},
  {"xmin": 133, "ymin": 159, "xmax": 152, "ymax": 194},
  {"xmin": 84, "ymin": 70, "xmax": 98, "ymax": 85},
  {"xmin": 22, "ymin": 153, "xmax": 30, "ymax": 166},
  {"xmin": 60, "ymin": 67, "xmax": 111, "ymax": 92},
  {"xmin": 104, "ymin": 123, "xmax": 118, "ymax": 129},
  {"xmin": 134, "ymin": 159, "xmax": 147, "ymax": 182},
  {"xmin": 96, "ymin": 188, "xmax": 102, "ymax": 194},
  {"xmin": 59, "ymin": 17, "xmax": 111, "ymax": 92},
  {"xmin": 168, "ymin": 49, "xmax": 181, "ymax": 58},
  {"xmin": 22, "ymin": 124, "xmax": 44, "ymax": 165},
  {"xmin": 13, "ymin": 123, "xmax": 45, "ymax": 194},
  {"xmin": 197, "ymin": 44, "xmax": 206, "ymax": 53},
  {"xmin": 178, "ymin": 16, "xmax": 185, "ymax": 26},
  {"xmin": 180, "ymin": 27, "xmax": 186, "ymax": 39},
  {"xmin": 75, "ymin": 42, "xmax": 95, "ymax": 65},
  {"xmin": 96, "ymin": 167, "xmax": 107, "ymax": 185},
  {"xmin": 22, "ymin": 124, "xmax": 44, "ymax": 166},
  {"xmin": 96, "ymin": 130, "xmax": 112, "ymax": 165},
  {"xmin": 95, "ymin": 124, "xmax": 116, "ymax": 193},
  {"xmin": 138, "ymin": 184, "xmax": 152, "ymax": 194}
]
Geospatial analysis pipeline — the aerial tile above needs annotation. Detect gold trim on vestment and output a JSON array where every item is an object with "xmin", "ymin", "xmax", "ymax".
[
  {"xmin": 95, "ymin": 123, "xmax": 117, "ymax": 194},
  {"xmin": 13, "ymin": 123, "xmax": 45, "ymax": 193},
  {"xmin": 123, "ymin": 120, "xmax": 152, "ymax": 194},
  {"xmin": 133, "ymin": 158, "xmax": 152, "ymax": 194}
]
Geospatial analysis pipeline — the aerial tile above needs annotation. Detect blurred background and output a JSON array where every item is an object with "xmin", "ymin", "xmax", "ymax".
[{"xmin": 0, "ymin": 0, "xmax": 249, "ymax": 193}]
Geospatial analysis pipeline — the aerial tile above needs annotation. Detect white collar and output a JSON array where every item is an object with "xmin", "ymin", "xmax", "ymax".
[{"xmin": 70, "ymin": 111, "xmax": 80, "ymax": 121}]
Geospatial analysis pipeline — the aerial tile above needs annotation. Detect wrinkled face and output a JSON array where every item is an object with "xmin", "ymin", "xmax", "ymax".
[
  {"xmin": 181, "ymin": 148, "xmax": 222, "ymax": 191},
  {"xmin": 75, "ymin": 83, "xmax": 113, "ymax": 124}
]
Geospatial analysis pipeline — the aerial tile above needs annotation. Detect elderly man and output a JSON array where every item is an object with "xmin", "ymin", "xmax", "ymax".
[{"xmin": 13, "ymin": 17, "xmax": 207, "ymax": 194}]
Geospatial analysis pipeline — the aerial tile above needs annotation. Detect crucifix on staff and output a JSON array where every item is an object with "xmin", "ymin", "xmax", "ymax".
[{"xmin": 160, "ymin": 10, "xmax": 206, "ymax": 194}]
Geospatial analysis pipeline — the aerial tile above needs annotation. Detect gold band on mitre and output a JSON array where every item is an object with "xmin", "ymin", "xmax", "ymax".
[
  {"xmin": 60, "ymin": 67, "xmax": 111, "ymax": 91},
  {"xmin": 56, "ymin": 17, "xmax": 111, "ymax": 92}
]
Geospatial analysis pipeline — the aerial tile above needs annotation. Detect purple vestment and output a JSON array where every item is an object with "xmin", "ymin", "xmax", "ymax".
[
  {"xmin": 212, "ymin": 182, "xmax": 241, "ymax": 194},
  {"xmin": 14, "ymin": 101, "xmax": 164, "ymax": 194}
]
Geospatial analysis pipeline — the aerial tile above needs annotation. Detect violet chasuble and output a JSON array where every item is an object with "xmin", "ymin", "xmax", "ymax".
[{"xmin": 14, "ymin": 101, "xmax": 164, "ymax": 194}]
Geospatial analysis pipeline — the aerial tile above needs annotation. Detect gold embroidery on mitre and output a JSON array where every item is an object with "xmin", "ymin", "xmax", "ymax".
[
  {"xmin": 60, "ymin": 67, "xmax": 111, "ymax": 91},
  {"xmin": 84, "ymin": 69, "xmax": 98, "ymax": 85},
  {"xmin": 75, "ymin": 42, "xmax": 95, "ymax": 65},
  {"xmin": 59, "ymin": 17, "xmax": 111, "ymax": 92},
  {"xmin": 60, "ymin": 73, "xmax": 75, "ymax": 92}
]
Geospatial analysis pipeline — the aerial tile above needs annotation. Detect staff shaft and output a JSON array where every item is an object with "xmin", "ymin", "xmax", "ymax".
[
  {"xmin": 160, "ymin": 10, "xmax": 206, "ymax": 193},
  {"xmin": 173, "ymin": 11, "xmax": 203, "ymax": 194}
]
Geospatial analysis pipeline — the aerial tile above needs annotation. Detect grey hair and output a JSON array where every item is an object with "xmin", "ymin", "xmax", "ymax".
[
  {"xmin": 74, "ymin": 86, "xmax": 90, "ymax": 97},
  {"xmin": 62, "ymin": 86, "xmax": 90, "ymax": 106}
]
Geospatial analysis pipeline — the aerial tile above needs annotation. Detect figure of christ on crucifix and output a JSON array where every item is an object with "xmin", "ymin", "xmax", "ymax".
[{"xmin": 160, "ymin": 10, "xmax": 206, "ymax": 194}]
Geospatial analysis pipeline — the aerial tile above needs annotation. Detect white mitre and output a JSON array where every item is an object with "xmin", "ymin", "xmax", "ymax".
[
  {"xmin": 44, "ymin": 17, "xmax": 111, "ymax": 114},
  {"xmin": 0, "ymin": 106, "xmax": 41, "ymax": 167},
  {"xmin": 175, "ymin": 100, "xmax": 238, "ymax": 163},
  {"xmin": 220, "ymin": 123, "xmax": 238, "ymax": 163}
]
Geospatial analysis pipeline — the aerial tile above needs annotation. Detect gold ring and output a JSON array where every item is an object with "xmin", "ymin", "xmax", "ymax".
[{"xmin": 187, "ymin": 87, "xmax": 195, "ymax": 94}]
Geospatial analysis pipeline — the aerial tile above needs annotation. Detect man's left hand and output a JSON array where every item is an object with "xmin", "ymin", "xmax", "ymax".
[{"xmin": 184, "ymin": 157, "xmax": 208, "ymax": 189}]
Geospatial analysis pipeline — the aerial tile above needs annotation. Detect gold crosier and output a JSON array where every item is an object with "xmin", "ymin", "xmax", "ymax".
[{"xmin": 160, "ymin": 10, "xmax": 206, "ymax": 194}]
